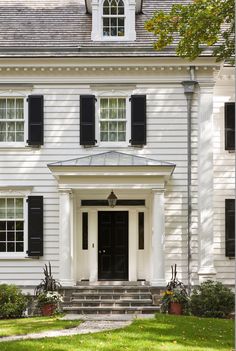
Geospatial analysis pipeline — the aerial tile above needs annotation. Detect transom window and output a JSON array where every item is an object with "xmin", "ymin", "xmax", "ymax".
[
  {"xmin": 0, "ymin": 198, "xmax": 24, "ymax": 253},
  {"xmin": 100, "ymin": 98, "xmax": 126, "ymax": 142},
  {"xmin": 0, "ymin": 98, "xmax": 24, "ymax": 142},
  {"xmin": 103, "ymin": 0, "xmax": 125, "ymax": 37}
]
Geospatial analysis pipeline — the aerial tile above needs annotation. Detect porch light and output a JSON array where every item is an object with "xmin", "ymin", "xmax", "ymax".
[{"xmin": 107, "ymin": 190, "xmax": 118, "ymax": 208}]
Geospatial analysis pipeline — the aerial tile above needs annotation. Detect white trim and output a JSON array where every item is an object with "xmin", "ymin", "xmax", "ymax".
[
  {"xmin": 0, "ymin": 92, "xmax": 29, "ymax": 148},
  {"xmin": 0, "ymin": 195, "xmax": 28, "ymax": 259}
]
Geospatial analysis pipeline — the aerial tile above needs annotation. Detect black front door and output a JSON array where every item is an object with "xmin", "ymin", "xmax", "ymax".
[{"xmin": 98, "ymin": 211, "xmax": 128, "ymax": 280}]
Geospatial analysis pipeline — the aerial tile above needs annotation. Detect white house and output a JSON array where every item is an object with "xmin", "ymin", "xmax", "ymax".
[{"xmin": 0, "ymin": 0, "xmax": 234, "ymax": 298}]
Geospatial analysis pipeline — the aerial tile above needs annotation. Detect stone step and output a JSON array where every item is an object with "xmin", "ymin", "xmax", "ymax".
[
  {"xmin": 66, "ymin": 299, "xmax": 153, "ymax": 307},
  {"xmin": 63, "ymin": 306, "xmax": 160, "ymax": 315},
  {"xmin": 71, "ymin": 292, "xmax": 152, "ymax": 300}
]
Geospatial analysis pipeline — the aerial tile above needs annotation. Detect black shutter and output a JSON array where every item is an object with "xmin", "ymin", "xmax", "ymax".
[
  {"xmin": 28, "ymin": 196, "xmax": 43, "ymax": 256},
  {"xmin": 225, "ymin": 102, "xmax": 235, "ymax": 150},
  {"xmin": 130, "ymin": 95, "xmax": 146, "ymax": 146},
  {"xmin": 80, "ymin": 95, "xmax": 96, "ymax": 145},
  {"xmin": 27, "ymin": 95, "xmax": 44, "ymax": 145},
  {"xmin": 225, "ymin": 199, "xmax": 235, "ymax": 257}
]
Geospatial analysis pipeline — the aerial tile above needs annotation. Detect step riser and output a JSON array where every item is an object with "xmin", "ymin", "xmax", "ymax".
[{"xmin": 62, "ymin": 285, "xmax": 160, "ymax": 315}]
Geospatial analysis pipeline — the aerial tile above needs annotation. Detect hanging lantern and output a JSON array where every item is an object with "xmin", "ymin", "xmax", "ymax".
[{"xmin": 107, "ymin": 190, "xmax": 118, "ymax": 208}]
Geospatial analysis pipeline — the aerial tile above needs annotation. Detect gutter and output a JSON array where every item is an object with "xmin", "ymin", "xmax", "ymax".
[{"xmin": 181, "ymin": 69, "xmax": 198, "ymax": 294}]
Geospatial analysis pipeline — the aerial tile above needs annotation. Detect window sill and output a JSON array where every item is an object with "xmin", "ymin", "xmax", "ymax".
[
  {"xmin": 0, "ymin": 144, "xmax": 40, "ymax": 150},
  {"xmin": 0, "ymin": 254, "xmax": 32, "ymax": 260}
]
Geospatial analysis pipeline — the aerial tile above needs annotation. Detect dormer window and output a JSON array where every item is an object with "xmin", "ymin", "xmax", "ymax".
[
  {"xmin": 90, "ymin": 0, "xmax": 137, "ymax": 42},
  {"xmin": 103, "ymin": 0, "xmax": 125, "ymax": 37}
]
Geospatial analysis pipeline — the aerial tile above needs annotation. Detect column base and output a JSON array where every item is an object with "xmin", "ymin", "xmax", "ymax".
[
  {"xmin": 198, "ymin": 267, "xmax": 216, "ymax": 283},
  {"xmin": 150, "ymin": 279, "xmax": 166, "ymax": 287},
  {"xmin": 60, "ymin": 279, "xmax": 76, "ymax": 287}
]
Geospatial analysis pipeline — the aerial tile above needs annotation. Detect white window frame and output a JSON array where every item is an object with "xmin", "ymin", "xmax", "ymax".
[
  {"xmin": 91, "ymin": 0, "xmax": 136, "ymax": 42},
  {"xmin": 0, "ymin": 91, "xmax": 28, "ymax": 148},
  {"xmin": 0, "ymin": 193, "xmax": 28, "ymax": 259},
  {"xmin": 102, "ymin": 0, "xmax": 125, "ymax": 39},
  {"xmin": 96, "ymin": 93, "xmax": 131, "ymax": 147}
]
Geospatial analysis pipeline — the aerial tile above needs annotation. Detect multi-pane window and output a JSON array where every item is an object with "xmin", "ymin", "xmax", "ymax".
[
  {"xmin": 100, "ymin": 98, "xmax": 126, "ymax": 142},
  {"xmin": 0, "ymin": 198, "xmax": 24, "ymax": 253},
  {"xmin": 0, "ymin": 98, "xmax": 24, "ymax": 142},
  {"xmin": 103, "ymin": 0, "xmax": 125, "ymax": 37}
]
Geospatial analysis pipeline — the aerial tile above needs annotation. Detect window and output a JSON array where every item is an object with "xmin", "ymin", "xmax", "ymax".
[
  {"xmin": 225, "ymin": 199, "xmax": 235, "ymax": 258},
  {"xmin": 0, "ymin": 98, "xmax": 24, "ymax": 142},
  {"xmin": 225, "ymin": 102, "xmax": 235, "ymax": 150},
  {"xmin": 99, "ymin": 97, "xmax": 127, "ymax": 143},
  {"xmin": 103, "ymin": 0, "xmax": 125, "ymax": 37},
  {"xmin": 138, "ymin": 212, "xmax": 144, "ymax": 250},
  {"xmin": 82, "ymin": 212, "xmax": 88, "ymax": 250},
  {"xmin": 0, "ymin": 198, "xmax": 24, "ymax": 253}
]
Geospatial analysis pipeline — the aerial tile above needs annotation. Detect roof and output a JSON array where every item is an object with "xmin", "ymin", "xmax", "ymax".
[
  {"xmin": 0, "ymin": 0, "xmax": 213, "ymax": 58},
  {"xmin": 48, "ymin": 151, "xmax": 176, "ymax": 167}
]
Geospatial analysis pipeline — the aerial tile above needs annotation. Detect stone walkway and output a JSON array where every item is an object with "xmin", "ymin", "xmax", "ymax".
[{"xmin": 0, "ymin": 314, "xmax": 155, "ymax": 343}]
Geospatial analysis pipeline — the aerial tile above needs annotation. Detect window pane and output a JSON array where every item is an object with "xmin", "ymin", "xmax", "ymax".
[
  {"xmin": 16, "ymin": 221, "xmax": 23, "ymax": 230},
  {"xmin": 0, "ymin": 109, "xmax": 6, "ymax": 119},
  {"xmin": 7, "ymin": 221, "xmax": 14, "ymax": 230},
  {"xmin": 7, "ymin": 231, "xmax": 14, "ymax": 241},
  {"xmin": 0, "ymin": 100, "xmax": 6, "ymax": 109},
  {"xmin": 15, "ymin": 132, "xmax": 24, "ymax": 142},
  {"xmin": 16, "ymin": 242, "xmax": 24, "ymax": 252},
  {"xmin": 118, "ymin": 27, "xmax": 124, "ymax": 36},
  {"xmin": 16, "ymin": 109, "xmax": 24, "ymax": 119},
  {"xmin": 100, "ymin": 99, "xmax": 108, "ymax": 108},
  {"xmin": 0, "ymin": 243, "xmax": 6, "ymax": 252},
  {"xmin": 110, "ymin": 122, "xmax": 117, "ymax": 131},
  {"xmin": 0, "ymin": 209, "xmax": 6, "ymax": 219},
  {"xmin": 7, "ymin": 99, "xmax": 15, "ymax": 109},
  {"xmin": 16, "ymin": 209, "xmax": 23, "ymax": 219},
  {"xmin": 110, "ymin": 132, "xmax": 117, "ymax": 141},
  {"xmin": 118, "ymin": 122, "xmax": 125, "ymax": 131},
  {"xmin": 16, "ymin": 99, "xmax": 23, "ymax": 109},
  {"xmin": 101, "ymin": 132, "xmax": 108, "ymax": 141},
  {"xmin": 16, "ymin": 232, "xmax": 24, "ymax": 241},
  {"xmin": 0, "ymin": 221, "xmax": 6, "ymax": 230},
  {"xmin": 0, "ymin": 199, "xmax": 5, "ymax": 208},
  {"xmin": 100, "ymin": 109, "xmax": 109, "ymax": 119},
  {"xmin": 101, "ymin": 122, "xmax": 108, "ymax": 131},
  {"xmin": 7, "ymin": 242, "xmax": 15, "ymax": 252},
  {"xmin": 103, "ymin": 18, "xmax": 109, "ymax": 27},
  {"xmin": 111, "ymin": 27, "xmax": 117, "ymax": 36},
  {"xmin": 0, "ymin": 232, "xmax": 6, "ymax": 241},
  {"xmin": 118, "ymin": 132, "xmax": 125, "ymax": 141},
  {"xmin": 16, "ymin": 198, "xmax": 23, "ymax": 209},
  {"xmin": 111, "ymin": 17, "xmax": 117, "ymax": 27},
  {"xmin": 7, "ymin": 109, "xmax": 15, "ymax": 119}
]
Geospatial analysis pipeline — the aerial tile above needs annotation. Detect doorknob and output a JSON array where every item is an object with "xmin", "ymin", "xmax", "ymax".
[
  {"xmin": 99, "ymin": 250, "xmax": 102, "ymax": 254},
  {"xmin": 103, "ymin": 250, "xmax": 106, "ymax": 253}
]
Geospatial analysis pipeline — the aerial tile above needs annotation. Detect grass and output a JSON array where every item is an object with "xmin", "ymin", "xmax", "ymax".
[
  {"xmin": 0, "ymin": 316, "xmax": 81, "ymax": 337},
  {"xmin": 0, "ymin": 314, "xmax": 234, "ymax": 351}
]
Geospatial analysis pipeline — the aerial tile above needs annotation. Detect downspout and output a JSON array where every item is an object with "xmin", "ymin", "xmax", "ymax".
[{"xmin": 181, "ymin": 68, "xmax": 198, "ymax": 294}]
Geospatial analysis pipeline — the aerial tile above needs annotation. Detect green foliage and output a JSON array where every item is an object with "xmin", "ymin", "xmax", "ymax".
[
  {"xmin": 0, "ymin": 284, "xmax": 27, "ymax": 319},
  {"xmin": 161, "ymin": 288, "xmax": 190, "ymax": 313},
  {"xmin": 36, "ymin": 291, "xmax": 63, "ymax": 307},
  {"xmin": 145, "ymin": 0, "xmax": 235, "ymax": 62},
  {"xmin": 190, "ymin": 280, "xmax": 235, "ymax": 318}
]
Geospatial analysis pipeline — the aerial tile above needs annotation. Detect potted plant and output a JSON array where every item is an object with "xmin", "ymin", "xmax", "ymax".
[
  {"xmin": 161, "ymin": 264, "xmax": 189, "ymax": 315},
  {"xmin": 37, "ymin": 291, "xmax": 63, "ymax": 316},
  {"xmin": 35, "ymin": 262, "xmax": 63, "ymax": 316}
]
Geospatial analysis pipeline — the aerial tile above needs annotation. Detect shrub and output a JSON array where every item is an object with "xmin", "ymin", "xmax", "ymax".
[
  {"xmin": 190, "ymin": 280, "xmax": 235, "ymax": 318},
  {"xmin": 0, "ymin": 284, "xmax": 27, "ymax": 319}
]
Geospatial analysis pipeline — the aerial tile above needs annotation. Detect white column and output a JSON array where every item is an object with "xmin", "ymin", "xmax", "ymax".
[
  {"xmin": 126, "ymin": 0, "xmax": 136, "ymax": 41},
  {"xmin": 59, "ymin": 189, "xmax": 75, "ymax": 286},
  {"xmin": 150, "ymin": 190, "xmax": 166, "ymax": 286},
  {"xmin": 89, "ymin": 210, "xmax": 98, "ymax": 282},
  {"xmin": 129, "ymin": 209, "xmax": 137, "ymax": 281},
  {"xmin": 198, "ymin": 83, "xmax": 216, "ymax": 282}
]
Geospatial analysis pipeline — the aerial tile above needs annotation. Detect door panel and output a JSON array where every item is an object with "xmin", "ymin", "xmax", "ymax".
[{"xmin": 98, "ymin": 211, "xmax": 128, "ymax": 280}]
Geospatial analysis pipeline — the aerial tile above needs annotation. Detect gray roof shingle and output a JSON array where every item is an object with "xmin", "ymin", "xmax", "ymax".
[{"xmin": 0, "ymin": 0, "xmax": 214, "ymax": 58}]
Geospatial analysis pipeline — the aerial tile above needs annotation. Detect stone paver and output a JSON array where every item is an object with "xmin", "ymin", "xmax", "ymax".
[
  {"xmin": 0, "ymin": 320, "xmax": 131, "ymax": 343},
  {"xmin": 62, "ymin": 313, "xmax": 156, "ymax": 321}
]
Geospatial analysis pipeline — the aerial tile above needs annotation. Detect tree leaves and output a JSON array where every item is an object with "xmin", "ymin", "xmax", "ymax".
[{"xmin": 145, "ymin": 0, "xmax": 235, "ymax": 63}]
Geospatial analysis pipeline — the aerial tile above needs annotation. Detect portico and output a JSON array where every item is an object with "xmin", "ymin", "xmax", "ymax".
[{"xmin": 48, "ymin": 151, "xmax": 175, "ymax": 287}]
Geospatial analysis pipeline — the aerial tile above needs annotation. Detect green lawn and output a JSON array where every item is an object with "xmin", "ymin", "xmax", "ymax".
[
  {"xmin": 0, "ymin": 316, "xmax": 81, "ymax": 337},
  {"xmin": 0, "ymin": 314, "xmax": 234, "ymax": 351}
]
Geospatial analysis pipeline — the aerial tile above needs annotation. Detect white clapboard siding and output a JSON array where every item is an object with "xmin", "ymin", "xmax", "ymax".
[{"xmin": 212, "ymin": 73, "xmax": 235, "ymax": 285}]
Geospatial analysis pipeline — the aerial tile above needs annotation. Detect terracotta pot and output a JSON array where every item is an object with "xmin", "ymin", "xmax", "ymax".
[
  {"xmin": 41, "ymin": 303, "xmax": 56, "ymax": 316},
  {"xmin": 169, "ymin": 302, "xmax": 182, "ymax": 315}
]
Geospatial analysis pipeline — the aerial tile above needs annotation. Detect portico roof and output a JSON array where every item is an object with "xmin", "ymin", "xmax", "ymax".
[{"xmin": 48, "ymin": 151, "xmax": 175, "ymax": 168}]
